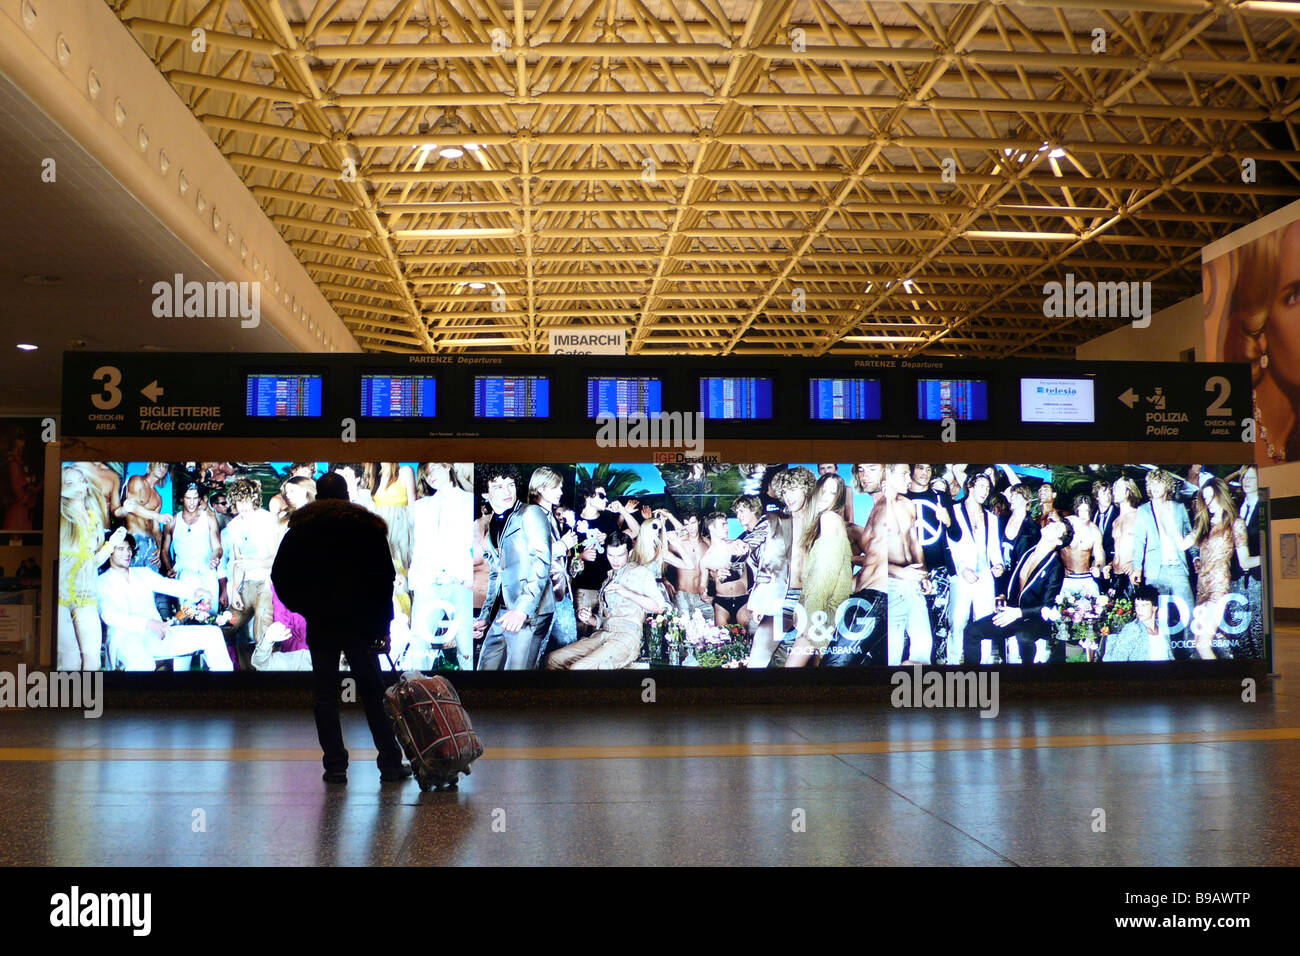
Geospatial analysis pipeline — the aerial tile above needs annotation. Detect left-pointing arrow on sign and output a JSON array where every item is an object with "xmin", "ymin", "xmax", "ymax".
[{"xmin": 141, "ymin": 380, "xmax": 164, "ymax": 402}]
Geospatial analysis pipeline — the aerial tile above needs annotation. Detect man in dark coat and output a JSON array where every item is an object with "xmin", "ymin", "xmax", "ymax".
[{"xmin": 271, "ymin": 472, "xmax": 410, "ymax": 784}]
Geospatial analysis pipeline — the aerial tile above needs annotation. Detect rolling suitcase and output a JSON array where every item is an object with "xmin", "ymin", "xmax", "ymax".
[{"xmin": 382, "ymin": 664, "xmax": 484, "ymax": 791}]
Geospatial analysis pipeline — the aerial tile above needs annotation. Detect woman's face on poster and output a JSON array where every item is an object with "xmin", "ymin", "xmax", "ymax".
[
  {"xmin": 1243, "ymin": 468, "xmax": 1258, "ymax": 496},
  {"xmin": 816, "ymin": 480, "xmax": 838, "ymax": 510},
  {"xmin": 1269, "ymin": 222, "xmax": 1300, "ymax": 391}
]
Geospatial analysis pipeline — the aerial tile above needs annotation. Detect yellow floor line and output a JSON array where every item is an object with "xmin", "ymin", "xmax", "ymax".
[{"xmin": 2, "ymin": 726, "xmax": 1299, "ymax": 762}]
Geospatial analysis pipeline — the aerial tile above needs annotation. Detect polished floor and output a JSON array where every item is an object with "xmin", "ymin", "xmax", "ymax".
[{"xmin": 2, "ymin": 629, "xmax": 1298, "ymax": 866}]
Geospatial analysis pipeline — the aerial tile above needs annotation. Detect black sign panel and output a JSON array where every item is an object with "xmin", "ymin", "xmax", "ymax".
[
  {"xmin": 60, "ymin": 351, "xmax": 1253, "ymax": 444},
  {"xmin": 1102, "ymin": 366, "xmax": 1245, "ymax": 443}
]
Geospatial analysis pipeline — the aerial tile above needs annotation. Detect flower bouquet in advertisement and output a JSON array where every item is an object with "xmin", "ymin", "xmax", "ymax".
[
  {"xmin": 645, "ymin": 609, "xmax": 752, "ymax": 667},
  {"xmin": 168, "ymin": 599, "xmax": 232, "ymax": 628},
  {"xmin": 681, "ymin": 611, "xmax": 751, "ymax": 668},
  {"xmin": 1098, "ymin": 591, "xmax": 1135, "ymax": 657},
  {"xmin": 1054, "ymin": 590, "xmax": 1110, "ymax": 661}
]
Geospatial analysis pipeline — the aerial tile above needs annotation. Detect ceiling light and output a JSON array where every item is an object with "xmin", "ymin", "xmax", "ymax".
[
  {"xmin": 465, "ymin": 142, "xmax": 481, "ymax": 152},
  {"xmin": 843, "ymin": 334, "xmax": 928, "ymax": 343},
  {"xmin": 468, "ymin": 280, "xmax": 487, "ymax": 290},
  {"xmin": 1049, "ymin": 147, "xmax": 1066, "ymax": 159},
  {"xmin": 16, "ymin": 343, "xmax": 37, "ymax": 351},
  {"xmin": 433, "ymin": 111, "xmax": 467, "ymax": 159},
  {"xmin": 965, "ymin": 229, "xmax": 1078, "ymax": 241}
]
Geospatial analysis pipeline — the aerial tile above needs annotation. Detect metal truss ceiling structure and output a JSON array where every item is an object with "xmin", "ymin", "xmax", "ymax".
[{"xmin": 110, "ymin": 0, "xmax": 1300, "ymax": 357}]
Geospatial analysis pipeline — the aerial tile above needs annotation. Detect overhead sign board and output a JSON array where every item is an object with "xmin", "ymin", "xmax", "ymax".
[
  {"xmin": 61, "ymin": 351, "xmax": 1252, "ymax": 444},
  {"xmin": 547, "ymin": 328, "xmax": 627, "ymax": 355}
]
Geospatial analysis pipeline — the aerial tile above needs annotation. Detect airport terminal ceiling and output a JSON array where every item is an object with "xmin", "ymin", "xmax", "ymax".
[{"xmin": 106, "ymin": 0, "xmax": 1300, "ymax": 358}]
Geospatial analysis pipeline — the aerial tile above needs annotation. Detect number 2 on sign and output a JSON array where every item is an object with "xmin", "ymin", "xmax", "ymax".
[{"xmin": 1205, "ymin": 376, "xmax": 1231, "ymax": 417}]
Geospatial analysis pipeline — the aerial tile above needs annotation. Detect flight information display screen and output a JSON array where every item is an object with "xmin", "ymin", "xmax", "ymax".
[
  {"xmin": 699, "ymin": 376, "xmax": 773, "ymax": 419},
  {"xmin": 473, "ymin": 375, "xmax": 550, "ymax": 418},
  {"xmin": 360, "ymin": 375, "xmax": 437, "ymax": 418},
  {"xmin": 244, "ymin": 374, "xmax": 323, "ymax": 417},
  {"xmin": 916, "ymin": 379, "xmax": 989, "ymax": 421},
  {"xmin": 808, "ymin": 377, "xmax": 883, "ymax": 420},
  {"xmin": 586, "ymin": 377, "xmax": 663, "ymax": 418},
  {"xmin": 1020, "ymin": 377, "xmax": 1096, "ymax": 424}
]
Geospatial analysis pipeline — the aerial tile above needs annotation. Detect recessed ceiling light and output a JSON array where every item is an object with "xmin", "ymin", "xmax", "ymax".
[
  {"xmin": 16, "ymin": 343, "xmax": 37, "ymax": 351},
  {"xmin": 439, "ymin": 145, "xmax": 464, "ymax": 159},
  {"xmin": 21, "ymin": 274, "xmax": 63, "ymax": 285}
]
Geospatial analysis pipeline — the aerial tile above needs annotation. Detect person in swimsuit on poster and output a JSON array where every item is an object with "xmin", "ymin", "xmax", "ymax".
[
  {"xmin": 821, "ymin": 464, "xmax": 888, "ymax": 667},
  {"xmin": 701, "ymin": 512, "xmax": 750, "ymax": 626},
  {"xmin": 117, "ymin": 462, "xmax": 173, "ymax": 576},
  {"xmin": 667, "ymin": 512, "xmax": 714, "ymax": 623},
  {"xmin": 1108, "ymin": 477, "xmax": 1142, "ymax": 598},
  {"xmin": 1060, "ymin": 492, "xmax": 1107, "ymax": 601},
  {"xmin": 164, "ymin": 481, "xmax": 222, "ymax": 604},
  {"xmin": 881, "ymin": 463, "xmax": 934, "ymax": 666}
]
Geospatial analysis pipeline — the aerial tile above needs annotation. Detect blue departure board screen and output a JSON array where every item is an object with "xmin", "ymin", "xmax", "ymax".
[
  {"xmin": 360, "ymin": 375, "xmax": 437, "ymax": 418},
  {"xmin": 808, "ymin": 377, "xmax": 882, "ymax": 420},
  {"xmin": 699, "ymin": 376, "xmax": 774, "ymax": 420},
  {"xmin": 916, "ymin": 379, "xmax": 989, "ymax": 421},
  {"xmin": 473, "ymin": 375, "xmax": 550, "ymax": 418},
  {"xmin": 586, "ymin": 377, "xmax": 663, "ymax": 418},
  {"xmin": 244, "ymin": 374, "xmax": 323, "ymax": 417}
]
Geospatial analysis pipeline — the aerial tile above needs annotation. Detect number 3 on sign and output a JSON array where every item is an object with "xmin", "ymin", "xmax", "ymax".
[
  {"xmin": 1205, "ymin": 375, "xmax": 1231, "ymax": 417},
  {"xmin": 92, "ymin": 365, "xmax": 123, "ymax": 410}
]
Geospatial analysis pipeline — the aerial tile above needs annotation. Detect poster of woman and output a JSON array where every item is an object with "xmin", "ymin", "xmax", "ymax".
[
  {"xmin": 1204, "ymin": 200, "xmax": 1300, "ymax": 467},
  {"xmin": 0, "ymin": 417, "xmax": 45, "ymax": 532}
]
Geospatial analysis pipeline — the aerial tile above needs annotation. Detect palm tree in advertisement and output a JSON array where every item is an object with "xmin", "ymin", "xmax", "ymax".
[{"xmin": 575, "ymin": 463, "xmax": 650, "ymax": 499}]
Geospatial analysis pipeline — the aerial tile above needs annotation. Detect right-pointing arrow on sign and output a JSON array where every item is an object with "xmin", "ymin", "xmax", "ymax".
[{"xmin": 1118, "ymin": 387, "xmax": 1138, "ymax": 409}]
